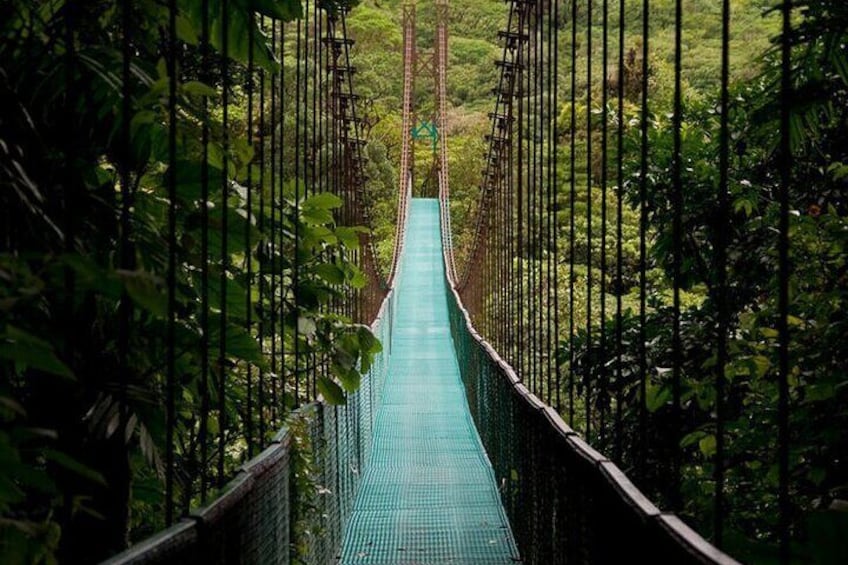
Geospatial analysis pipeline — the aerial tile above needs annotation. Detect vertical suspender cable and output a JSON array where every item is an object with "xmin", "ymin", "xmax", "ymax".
[
  {"xmin": 506, "ymin": 91, "xmax": 511, "ymax": 361},
  {"xmin": 165, "ymin": 0, "xmax": 178, "ymax": 524},
  {"xmin": 585, "ymin": 0, "xmax": 593, "ymax": 439},
  {"xmin": 281, "ymin": 20, "xmax": 289, "ymax": 414},
  {"xmin": 199, "ymin": 0, "xmax": 211, "ymax": 503},
  {"xmin": 62, "ymin": 0, "xmax": 76, "ymax": 384},
  {"xmin": 670, "ymin": 0, "xmax": 683, "ymax": 511},
  {"xmin": 497, "ymin": 116, "xmax": 503, "ymax": 354},
  {"xmin": 568, "ymin": 0, "xmax": 577, "ymax": 427},
  {"xmin": 525, "ymin": 5, "xmax": 532, "ymax": 382},
  {"xmin": 257, "ymin": 16, "xmax": 267, "ymax": 445},
  {"xmin": 118, "ymin": 0, "xmax": 133, "ymax": 469},
  {"xmin": 245, "ymin": 8, "xmax": 256, "ymax": 460},
  {"xmin": 600, "ymin": 0, "xmax": 609, "ymax": 449},
  {"xmin": 543, "ymin": 1, "xmax": 549, "ymax": 400},
  {"xmin": 533, "ymin": 0, "xmax": 538, "ymax": 395},
  {"xmin": 311, "ymin": 3, "xmax": 318, "ymax": 202},
  {"xmin": 553, "ymin": 0, "xmax": 562, "ymax": 412},
  {"xmin": 342, "ymin": 9, "xmax": 368, "ymax": 326},
  {"xmin": 529, "ymin": 5, "xmax": 536, "ymax": 387},
  {"xmin": 217, "ymin": 0, "xmax": 230, "ymax": 489},
  {"xmin": 715, "ymin": 0, "xmax": 731, "ymax": 547},
  {"xmin": 546, "ymin": 0, "xmax": 555, "ymax": 405},
  {"xmin": 312, "ymin": 4, "xmax": 321, "ymax": 402},
  {"xmin": 279, "ymin": 20, "xmax": 287, "ymax": 414},
  {"xmin": 638, "ymin": 0, "xmax": 650, "ymax": 478},
  {"xmin": 304, "ymin": 0, "xmax": 314, "ymax": 398},
  {"xmin": 540, "ymin": 0, "xmax": 547, "ymax": 400},
  {"xmin": 519, "ymin": 3, "xmax": 535, "ymax": 384},
  {"xmin": 294, "ymin": 16, "xmax": 303, "ymax": 405},
  {"xmin": 517, "ymin": 8, "xmax": 525, "ymax": 380},
  {"xmin": 270, "ymin": 21, "xmax": 279, "ymax": 425},
  {"xmin": 777, "ymin": 1, "xmax": 793, "ymax": 560},
  {"xmin": 614, "ymin": 0, "xmax": 625, "ymax": 464}
]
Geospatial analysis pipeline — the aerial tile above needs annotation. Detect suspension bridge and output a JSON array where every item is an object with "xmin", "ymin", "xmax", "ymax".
[{"xmin": 2, "ymin": 0, "xmax": 834, "ymax": 563}]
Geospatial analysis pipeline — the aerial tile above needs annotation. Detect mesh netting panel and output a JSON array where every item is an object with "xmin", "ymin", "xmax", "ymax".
[
  {"xmin": 240, "ymin": 439, "xmax": 292, "ymax": 564},
  {"xmin": 101, "ymin": 521, "xmax": 199, "ymax": 565},
  {"xmin": 190, "ymin": 473, "xmax": 255, "ymax": 564},
  {"xmin": 448, "ymin": 246, "xmax": 735, "ymax": 565},
  {"xmin": 340, "ymin": 199, "xmax": 519, "ymax": 564},
  {"xmin": 104, "ymin": 434, "xmax": 293, "ymax": 565},
  {"xmin": 298, "ymin": 295, "xmax": 392, "ymax": 565}
]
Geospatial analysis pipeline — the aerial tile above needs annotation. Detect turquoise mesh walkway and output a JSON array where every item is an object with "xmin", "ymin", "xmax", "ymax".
[{"xmin": 340, "ymin": 199, "xmax": 519, "ymax": 564}]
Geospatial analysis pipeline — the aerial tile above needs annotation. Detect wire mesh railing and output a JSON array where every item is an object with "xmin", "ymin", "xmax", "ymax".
[
  {"xmin": 104, "ymin": 290, "xmax": 395, "ymax": 564},
  {"xmin": 445, "ymin": 270, "xmax": 737, "ymax": 564}
]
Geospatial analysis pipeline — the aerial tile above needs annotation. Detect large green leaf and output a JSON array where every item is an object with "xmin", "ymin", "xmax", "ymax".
[
  {"xmin": 0, "ymin": 327, "xmax": 74, "ymax": 380},
  {"xmin": 357, "ymin": 325, "xmax": 382, "ymax": 355},
  {"xmin": 208, "ymin": 276, "xmax": 251, "ymax": 321},
  {"xmin": 314, "ymin": 263, "xmax": 346, "ymax": 285},
  {"xmin": 118, "ymin": 270, "xmax": 167, "ymax": 318},
  {"xmin": 172, "ymin": 160, "xmax": 225, "ymax": 204},
  {"xmin": 316, "ymin": 376, "xmax": 346, "ymax": 405},
  {"xmin": 180, "ymin": 0, "xmax": 279, "ymax": 72},
  {"xmin": 303, "ymin": 192, "xmax": 343, "ymax": 211},
  {"xmin": 335, "ymin": 226, "xmax": 367, "ymax": 249},
  {"xmin": 644, "ymin": 381, "xmax": 671, "ymax": 413},
  {"xmin": 338, "ymin": 368, "xmax": 361, "ymax": 393},
  {"xmin": 207, "ymin": 315, "xmax": 267, "ymax": 369},
  {"xmin": 43, "ymin": 450, "xmax": 107, "ymax": 486}
]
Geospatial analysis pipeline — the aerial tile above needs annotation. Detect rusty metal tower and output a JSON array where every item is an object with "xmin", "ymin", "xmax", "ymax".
[{"xmin": 400, "ymin": 0, "xmax": 449, "ymax": 198}]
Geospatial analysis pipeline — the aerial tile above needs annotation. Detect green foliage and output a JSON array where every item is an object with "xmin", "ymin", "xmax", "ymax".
[
  {"xmin": 448, "ymin": 38, "xmax": 500, "ymax": 107},
  {"xmin": 287, "ymin": 406, "xmax": 323, "ymax": 564},
  {"xmin": 0, "ymin": 0, "xmax": 379, "ymax": 562}
]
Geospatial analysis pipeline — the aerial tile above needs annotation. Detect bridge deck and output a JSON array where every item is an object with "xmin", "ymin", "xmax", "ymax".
[{"xmin": 341, "ymin": 199, "xmax": 518, "ymax": 564}]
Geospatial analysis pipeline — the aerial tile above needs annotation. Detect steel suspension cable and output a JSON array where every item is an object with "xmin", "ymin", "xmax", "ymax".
[
  {"xmin": 777, "ymin": 1, "xmax": 793, "ymax": 560},
  {"xmin": 638, "ymin": 0, "xmax": 650, "ymax": 479},
  {"xmin": 217, "ymin": 0, "xmax": 230, "ymax": 489},
  {"xmin": 270, "ymin": 20, "xmax": 279, "ymax": 424},
  {"xmin": 614, "ymin": 0, "xmax": 625, "ymax": 465},
  {"xmin": 552, "ymin": 0, "xmax": 562, "ymax": 412},
  {"xmin": 529, "ymin": 4, "xmax": 537, "ymax": 386},
  {"xmin": 568, "ymin": 0, "xmax": 577, "ymax": 428},
  {"xmin": 599, "ymin": 0, "xmax": 610, "ymax": 450},
  {"xmin": 294, "ymin": 16, "xmax": 303, "ymax": 405},
  {"xmin": 715, "ymin": 0, "xmax": 731, "ymax": 547},
  {"xmin": 585, "ymin": 0, "xmax": 594, "ymax": 439},
  {"xmin": 670, "ymin": 0, "xmax": 683, "ymax": 511},
  {"xmin": 117, "ymin": 1, "xmax": 133, "ymax": 490},
  {"xmin": 257, "ymin": 15, "xmax": 268, "ymax": 446},
  {"xmin": 199, "ymin": 0, "xmax": 211, "ymax": 503},
  {"xmin": 165, "ymin": 0, "xmax": 178, "ymax": 524},
  {"xmin": 304, "ymin": 0, "xmax": 315, "ymax": 399},
  {"xmin": 280, "ymin": 15, "xmax": 288, "ymax": 418},
  {"xmin": 245, "ymin": 8, "xmax": 256, "ymax": 461},
  {"xmin": 547, "ymin": 0, "xmax": 557, "ymax": 407}
]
